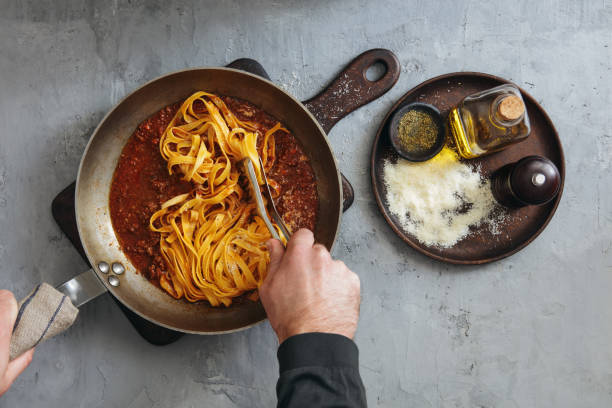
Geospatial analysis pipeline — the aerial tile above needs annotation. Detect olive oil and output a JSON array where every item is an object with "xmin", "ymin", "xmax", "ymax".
[{"xmin": 449, "ymin": 84, "xmax": 531, "ymax": 159}]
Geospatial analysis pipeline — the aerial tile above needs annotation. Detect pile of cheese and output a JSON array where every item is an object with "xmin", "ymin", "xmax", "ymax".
[{"xmin": 383, "ymin": 147, "xmax": 502, "ymax": 248}]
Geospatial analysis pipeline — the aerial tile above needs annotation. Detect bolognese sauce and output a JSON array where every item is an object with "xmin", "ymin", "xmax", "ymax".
[{"xmin": 109, "ymin": 96, "xmax": 318, "ymax": 286}]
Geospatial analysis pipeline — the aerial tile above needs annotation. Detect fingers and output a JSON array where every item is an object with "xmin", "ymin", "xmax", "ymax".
[
  {"xmin": 0, "ymin": 290, "xmax": 18, "ymax": 374},
  {"xmin": 1, "ymin": 348, "xmax": 34, "ymax": 396},
  {"xmin": 286, "ymin": 229, "xmax": 314, "ymax": 252},
  {"xmin": 265, "ymin": 239, "xmax": 285, "ymax": 280}
]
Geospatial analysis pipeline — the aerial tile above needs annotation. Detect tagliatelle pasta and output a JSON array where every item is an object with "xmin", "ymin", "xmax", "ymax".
[{"xmin": 150, "ymin": 92, "xmax": 286, "ymax": 306}]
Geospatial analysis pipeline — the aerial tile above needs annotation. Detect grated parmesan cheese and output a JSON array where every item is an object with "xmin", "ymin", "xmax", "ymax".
[{"xmin": 383, "ymin": 147, "xmax": 505, "ymax": 248}]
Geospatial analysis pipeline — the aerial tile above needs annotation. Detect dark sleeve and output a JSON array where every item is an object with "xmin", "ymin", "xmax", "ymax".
[{"xmin": 276, "ymin": 333, "xmax": 367, "ymax": 408}]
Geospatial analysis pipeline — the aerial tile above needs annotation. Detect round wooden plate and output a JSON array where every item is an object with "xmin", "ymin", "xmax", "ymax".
[{"xmin": 371, "ymin": 72, "xmax": 565, "ymax": 265}]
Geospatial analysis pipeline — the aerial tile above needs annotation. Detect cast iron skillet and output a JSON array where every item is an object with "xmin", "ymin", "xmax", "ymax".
[{"xmin": 65, "ymin": 49, "xmax": 400, "ymax": 334}]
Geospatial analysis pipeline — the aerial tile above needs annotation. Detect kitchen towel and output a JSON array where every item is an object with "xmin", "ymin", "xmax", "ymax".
[{"xmin": 9, "ymin": 283, "xmax": 78, "ymax": 360}]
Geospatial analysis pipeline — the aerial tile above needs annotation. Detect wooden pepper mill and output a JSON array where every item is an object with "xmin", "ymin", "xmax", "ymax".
[{"xmin": 491, "ymin": 155, "xmax": 561, "ymax": 207}]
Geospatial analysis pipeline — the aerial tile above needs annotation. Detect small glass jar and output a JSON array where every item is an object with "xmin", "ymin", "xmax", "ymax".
[{"xmin": 449, "ymin": 84, "xmax": 531, "ymax": 159}]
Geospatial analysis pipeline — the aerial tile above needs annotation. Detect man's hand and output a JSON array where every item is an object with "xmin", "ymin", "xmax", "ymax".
[
  {"xmin": 0, "ymin": 290, "xmax": 34, "ymax": 396},
  {"xmin": 260, "ymin": 229, "xmax": 361, "ymax": 344}
]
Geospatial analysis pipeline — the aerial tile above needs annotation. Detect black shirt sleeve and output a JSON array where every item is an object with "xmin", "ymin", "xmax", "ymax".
[{"xmin": 276, "ymin": 333, "xmax": 367, "ymax": 408}]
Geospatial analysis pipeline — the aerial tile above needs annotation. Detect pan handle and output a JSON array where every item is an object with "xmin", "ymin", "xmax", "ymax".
[
  {"xmin": 303, "ymin": 49, "xmax": 400, "ymax": 212},
  {"xmin": 56, "ymin": 268, "xmax": 108, "ymax": 307},
  {"xmin": 303, "ymin": 49, "xmax": 400, "ymax": 134},
  {"xmin": 9, "ymin": 269, "xmax": 106, "ymax": 360}
]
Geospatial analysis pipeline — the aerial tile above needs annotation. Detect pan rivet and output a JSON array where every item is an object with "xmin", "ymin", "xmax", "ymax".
[
  {"xmin": 98, "ymin": 262, "xmax": 110, "ymax": 274},
  {"xmin": 111, "ymin": 262, "xmax": 125, "ymax": 275},
  {"xmin": 108, "ymin": 276, "xmax": 120, "ymax": 287}
]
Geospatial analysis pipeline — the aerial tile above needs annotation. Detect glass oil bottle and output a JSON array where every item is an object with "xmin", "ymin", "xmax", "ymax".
[{"xmin": 449, "ymin": 84, "xmax": 531, "ymax": 159}]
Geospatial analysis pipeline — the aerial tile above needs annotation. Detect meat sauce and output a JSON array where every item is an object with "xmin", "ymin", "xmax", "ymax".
[{"xmin": 109, "ymin": 96, "xmax": 318, "ymax": 285}]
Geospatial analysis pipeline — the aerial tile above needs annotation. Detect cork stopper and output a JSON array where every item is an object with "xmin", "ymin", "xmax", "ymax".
[{"xmin": 497, "ymin": 95, "xmax": 524, "ymax": 121}]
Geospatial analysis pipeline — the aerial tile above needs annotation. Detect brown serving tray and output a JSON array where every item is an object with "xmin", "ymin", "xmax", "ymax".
[{"xmin": 371, "ymin": 72, "xmax": 565, "ymax": 265}]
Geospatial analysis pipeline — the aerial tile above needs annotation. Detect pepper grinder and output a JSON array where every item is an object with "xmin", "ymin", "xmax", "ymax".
[{"xmin": 491, "ymin": 156, "xmax": 561, "ymax": 207}]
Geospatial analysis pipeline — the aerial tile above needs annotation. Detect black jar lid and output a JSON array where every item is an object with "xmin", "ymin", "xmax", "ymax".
[{"xmin": 510, "ymin": 156, "xmax": 561, "ymax": 205}]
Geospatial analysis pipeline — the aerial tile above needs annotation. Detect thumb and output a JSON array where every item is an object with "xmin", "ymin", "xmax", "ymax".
[
  {"xmin": 0, "ymin": 290, "xmax": 18, "ymax": 374},
  {"xmin": 1, "ymin": 348, "xmax": 34, "ymax": 396},
  {"xmin": 266, "ymin": 239, "xmax": 284, "ymax": 278}
]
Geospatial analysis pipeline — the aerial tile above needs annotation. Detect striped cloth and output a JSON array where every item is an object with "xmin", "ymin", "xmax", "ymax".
[{"xmin": 9, "ymin": 283, "xmax": 79, "ymax": 360}]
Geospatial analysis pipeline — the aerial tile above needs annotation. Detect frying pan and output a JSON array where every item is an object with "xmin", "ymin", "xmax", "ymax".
[{"xmin": 38, "ymin": 50, "xmax": 400, "ymax": 335}]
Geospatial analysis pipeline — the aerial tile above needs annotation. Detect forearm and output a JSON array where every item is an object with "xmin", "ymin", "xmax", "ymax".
[{"xmin": 276, "ymin": 333, "xmax": 366, "ymax": 408}]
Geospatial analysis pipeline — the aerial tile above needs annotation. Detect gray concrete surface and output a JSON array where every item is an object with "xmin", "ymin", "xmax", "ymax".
[{"xmin": 0, "ymin": 0, "xmax": 610, "ymax": 407}]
